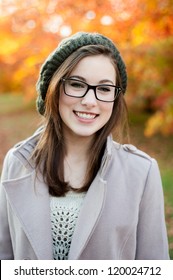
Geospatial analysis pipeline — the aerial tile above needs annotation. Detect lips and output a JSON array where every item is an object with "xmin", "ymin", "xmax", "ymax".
[{"xmin": 73, "ymin": 111, "xmax": 98, "ymax": 120}]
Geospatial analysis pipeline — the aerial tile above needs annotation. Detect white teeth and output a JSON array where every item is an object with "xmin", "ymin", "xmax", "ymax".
[{"xmin": 75, "ymin": 111, "xmax": 96, "ymax": 119}]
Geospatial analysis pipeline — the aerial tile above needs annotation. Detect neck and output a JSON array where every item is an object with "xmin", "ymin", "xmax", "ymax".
[
  {"xmin": 63, "ymin": 132, "xmax": 95, "ymax": 188},
  {"xmin": 65, "ymin": 134, "xmax": 93, "ymax": 162}
]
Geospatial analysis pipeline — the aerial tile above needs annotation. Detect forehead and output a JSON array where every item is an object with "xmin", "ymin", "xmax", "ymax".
[{"xmin": 70, "ymin": 55, "xmax": 116, "ymax": 83}]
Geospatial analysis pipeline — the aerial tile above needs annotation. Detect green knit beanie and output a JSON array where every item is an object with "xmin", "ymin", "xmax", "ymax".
[{"xmin": 36, "ymin": 31, "xmax": 127, "ymax": 115}]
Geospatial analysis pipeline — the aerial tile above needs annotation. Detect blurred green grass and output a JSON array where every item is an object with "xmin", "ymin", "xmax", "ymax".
[
  {"xmin": 0, "ymin": 94, "xmax": 173, "ymax": 259},
  {"xmin": 0, "ymin": 93, "xmax": 35, "ymax": 114},
  {"xmin": 161, "ymin": 170, "xmax": 173, "ymax": 260}
]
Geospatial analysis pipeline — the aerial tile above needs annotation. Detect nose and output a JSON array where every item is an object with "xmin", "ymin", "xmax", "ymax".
[{"xmin": 81, "ymin": 89, "xmax": 97, "ymax": 107}]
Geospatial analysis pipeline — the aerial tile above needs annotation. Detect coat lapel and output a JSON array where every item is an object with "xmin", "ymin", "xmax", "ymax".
[
  {"xmin": 68, "ymin": 136, "xmax": 112, "ymax": 259},
  {"xmin": 68, "ymin": 175, "xmax": 107, "ymax": 259},
  {"xmin": 3, "ymin": 171, "xmax": 53, "ymax": 260}
]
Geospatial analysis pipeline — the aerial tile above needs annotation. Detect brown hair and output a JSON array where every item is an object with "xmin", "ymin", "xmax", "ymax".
[{"xmin": 33, "ymin": 45, "xmax": 129, "ymax": 196}]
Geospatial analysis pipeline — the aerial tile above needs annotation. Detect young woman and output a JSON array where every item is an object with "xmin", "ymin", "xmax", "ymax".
[{"xmin": 0, "ymin": 32, "xmax": 170, "ymax": 260}]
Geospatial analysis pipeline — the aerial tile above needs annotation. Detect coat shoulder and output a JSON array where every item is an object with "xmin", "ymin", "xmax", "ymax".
[
  {"xmin": 122, "ymin": 144, "xmax": 152, "ymax": 161},
  {"xmin": 1, "ymin": 127, "xmax": 43, "ymax": 180},
  {"xmin": 112, "ymin": 142, "xmax": 153, "ymax": 163},
  {"xmin": 111, "ymin": 142, "xmax": 160, "ymax": 189}
]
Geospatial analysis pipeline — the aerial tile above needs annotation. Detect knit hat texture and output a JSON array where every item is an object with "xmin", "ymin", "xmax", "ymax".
[{"xmin": 36, "ymin": 32, "xmax": 127, "ymax": 115}]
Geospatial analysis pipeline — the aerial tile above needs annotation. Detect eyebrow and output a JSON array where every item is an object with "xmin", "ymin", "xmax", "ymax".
[{"xmin": 69, "ymin": 75, "xmax": 115, "ymax": 85}]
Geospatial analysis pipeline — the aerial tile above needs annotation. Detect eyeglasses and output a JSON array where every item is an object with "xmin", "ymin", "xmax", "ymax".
[{"xmin": 61, "ymin": 78, "xmax": 122, "ymax": 102}]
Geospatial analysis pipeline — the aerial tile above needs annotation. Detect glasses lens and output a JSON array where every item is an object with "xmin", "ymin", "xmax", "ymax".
[
  {"xmin": 96, "ymin": 85, "xmax": 116, "ymax": 102},
  {"xmin": 64, "ymin": 79, "xmax": 87, "ymax": 97}
]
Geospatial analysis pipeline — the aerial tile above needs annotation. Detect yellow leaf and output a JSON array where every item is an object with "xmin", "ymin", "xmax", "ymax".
[
  {"xmin": 24, "ymin": 56, "xmax": 39, "ymax": 67},
  {"xmin": 132, "ymin": 21, "xmax": 150, "ymax": 46},
  {"xmin": 0, "ymin": 36, "xmax": 20, "ymax": 55},
  {"xmin": 144, "ymin": 112, "xmax": 164, "ymax": 137}
]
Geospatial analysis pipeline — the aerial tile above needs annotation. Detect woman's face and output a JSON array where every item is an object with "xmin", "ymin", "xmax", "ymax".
[{"xmin": 59, "ymin": 54, "xmax": 116, "ymax": 140}]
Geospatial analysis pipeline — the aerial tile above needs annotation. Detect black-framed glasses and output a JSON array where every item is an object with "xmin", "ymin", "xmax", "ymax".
[{"xmin": 61, "ymin": 78, "xmax": 122, "ymax": 102}]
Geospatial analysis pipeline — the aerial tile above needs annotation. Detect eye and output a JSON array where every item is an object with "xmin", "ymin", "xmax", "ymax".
[
  {"xmin": 97, "ymin": 85, "xmax": 112, "ymax": 93},
  {"xmin": 68, "ymin": 80, "xmax": 85, "ymax": 89}
]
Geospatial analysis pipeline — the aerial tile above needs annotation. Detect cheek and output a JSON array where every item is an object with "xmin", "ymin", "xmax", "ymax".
[
  {"xmin": 59, "ymin": 91, "xmax": 72, "ymax": 113},
  {"xmin": 59, "ymin": 91, "xmax": 68, "ymax": 107},
  {"xmin": 102, "ymin": 103, "xmax": 114, "ymax": 119},
  {"xmin": 59, "ymin": 91, "xmax": 77, "ymax": 108},
  {"xmin": 59, "ymin": 92, "xmax": 78, "ymax": 125}
]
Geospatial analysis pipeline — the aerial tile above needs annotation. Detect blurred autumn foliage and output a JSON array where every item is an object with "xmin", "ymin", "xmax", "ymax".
[{"xmin": 0, "ymin": 0, "xmax": 173, "ymax": 136}]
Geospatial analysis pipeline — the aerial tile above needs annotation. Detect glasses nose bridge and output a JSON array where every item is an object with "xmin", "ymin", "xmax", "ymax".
[{"xmin": 85, "ymin": 84, "xmax": 97, "ymax": 98}]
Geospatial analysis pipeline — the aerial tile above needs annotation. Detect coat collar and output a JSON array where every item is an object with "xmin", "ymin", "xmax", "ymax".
[{"xmin": 12, "ymin": 126, "xmax": 44, "ymax": 169}]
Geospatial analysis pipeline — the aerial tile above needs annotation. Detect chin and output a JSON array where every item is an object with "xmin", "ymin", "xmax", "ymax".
[
  {"xmin": 73, "ymin": 129, "xmax": 97, "ymax": 137},
  {"xmin": 76, "ymin": 132, "xmax": 95, "ymax": 138}
]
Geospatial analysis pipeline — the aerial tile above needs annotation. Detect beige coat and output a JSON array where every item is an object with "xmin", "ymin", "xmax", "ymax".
[{"xmin": 0, "ymin": 130, "xmax": 170, "ymax": 260}]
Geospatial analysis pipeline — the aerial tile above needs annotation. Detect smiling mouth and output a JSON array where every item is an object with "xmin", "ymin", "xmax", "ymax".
[{"xmin": 74, "ymin": 111, "xmax": 98, "ymax": 120}]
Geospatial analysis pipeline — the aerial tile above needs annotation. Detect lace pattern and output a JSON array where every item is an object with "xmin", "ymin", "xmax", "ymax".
[{"xmin": 50, "ymin": 191, "xmax": 86, "ymax": 260}]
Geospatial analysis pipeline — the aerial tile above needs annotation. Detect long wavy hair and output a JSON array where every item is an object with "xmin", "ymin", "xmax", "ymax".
[{"xmin": 33, "ymin": 45, "xmax": 129, "ymax": 196}]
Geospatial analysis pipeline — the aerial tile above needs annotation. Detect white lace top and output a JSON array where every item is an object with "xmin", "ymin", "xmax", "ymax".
[{"xmin": 50, "ymin": 191, "xmax": 86, "ymax": 260}]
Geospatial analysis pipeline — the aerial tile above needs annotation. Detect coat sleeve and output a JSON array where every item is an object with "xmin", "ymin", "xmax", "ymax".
[
  {"xmin": 136, "ymin": 158, "xmax": 170, "ymax": 259},
  {"xmin": 0, "ymin": 150, "xmax": 14, "ymax": 259}
]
